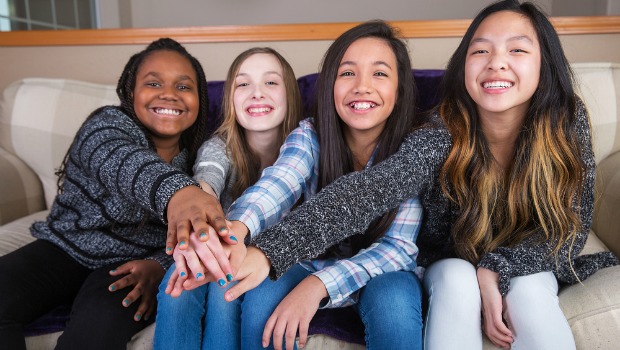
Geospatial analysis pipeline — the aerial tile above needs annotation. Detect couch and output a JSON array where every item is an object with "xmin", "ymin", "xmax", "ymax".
[{"xmin": 1, "ymin": 63, "xmax": 619, "ymax": 349}]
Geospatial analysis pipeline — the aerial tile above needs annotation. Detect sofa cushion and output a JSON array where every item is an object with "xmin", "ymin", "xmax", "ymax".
[
  {"xmin": 0, "ymin": 147, "xmax": 45, "ymax": 225},
  {"xmin": 0, "ymin": 79, "xmax": 119, "ymax": 208},
  {"xmin": 572, "ymin": 62, "xmax": 620, "ymax": 164},
  {"xmin": 559, "ymin": 265, "xmax": 620, "ymax": 350},
  {"xmin": 0, "ymin": 210, "xmax": 46, "ymax": 257},
  {"xmin": 592, "ymin": 150, "xmax": 620, "ymax": 255}
]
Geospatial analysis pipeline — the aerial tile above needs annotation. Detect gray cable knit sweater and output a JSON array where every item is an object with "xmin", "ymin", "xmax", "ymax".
[
  {"xmin": 252, "ymin": 102, "xmax": 619, "ymax": 295},
  {"xmin": 31, "ymin": 106, "xmax": 198, "ymax": 270}
]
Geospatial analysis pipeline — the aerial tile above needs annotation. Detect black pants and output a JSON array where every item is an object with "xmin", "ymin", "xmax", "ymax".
[{"xmin": 0, "ymin": 240, "xmax": 154, "ymax": 350}]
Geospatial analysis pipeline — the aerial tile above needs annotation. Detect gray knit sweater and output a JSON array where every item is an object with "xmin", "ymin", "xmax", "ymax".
[
  {"xmin": 252, "ymin": 102, "xmax": 619, "ymax": 295},
  {"xmin": 193, "ymin": 135, "xmax": 237, "ymax": 211},
  {"xmin": 31, "ymin": 106, "xmax": 198, "ymax": 270}
]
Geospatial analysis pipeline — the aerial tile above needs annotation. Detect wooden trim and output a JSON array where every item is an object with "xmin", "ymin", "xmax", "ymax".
[{"xmin": 1, "ymin": 16, "xmax": 619, "ymax": 47}]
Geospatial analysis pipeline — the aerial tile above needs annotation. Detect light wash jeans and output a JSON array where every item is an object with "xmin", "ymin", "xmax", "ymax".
[
  {"xmin": 422, "ymin": 258, "xmax": 576, "ymax": 350},
  {"xmin": 153, "ymin": 263, "xmax": 242, "ymax": 350}
]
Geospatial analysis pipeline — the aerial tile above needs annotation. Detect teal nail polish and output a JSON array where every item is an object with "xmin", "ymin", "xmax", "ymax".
[
  {"xmin": 180, "ymin": 271, "xmax": 186, "ymax": 277},
  {"xmin": 218, "ymin": 279, "xmax": 226, "ymax": 286},
  {"xmin": 219, "ymin": 227, "xmax": 227, "ymax": 233},
  {"xmin": 196, "ymin": 273, "xmax": 204, "ymax": 279},
  {"xmin": 109, "ymin": 285, "xmax": 116, "ymax": 291},
  {"xmin": 123, "ymin": 299, "xmax": 130, "ymax": 306},
  {"xmin": 230, "ymin": 235, "xmax": 238, "ymax": 242},
  {"xmin": 179, "ymin": 240, "xmax": 186, "ymax": 246},
  {"xmin": 110, "ymin": 269, "xmax": 117, "ymax": 273},
  {"xmin": 166, "ymin": 247, "xmax": 172, "ymax": 252},
  {"xmin": 199, "ymin": 232, "xmax": 207, "ymax": 238},
  {"xmin": 226, "ymin": 274, "xmax": 233, "ymax": 282},
  {"xmin": 135, "ymin": 314, "xmax": 141, "ymax": 321}
]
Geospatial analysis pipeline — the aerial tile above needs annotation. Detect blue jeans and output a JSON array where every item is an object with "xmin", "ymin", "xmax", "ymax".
[
  {"xmin": 241, "ymin": 264, "xmax": 423, "ymax": 350},
  {"xmin": 153, "ymin": 264, "xmax": 242, "ymax": 350}
]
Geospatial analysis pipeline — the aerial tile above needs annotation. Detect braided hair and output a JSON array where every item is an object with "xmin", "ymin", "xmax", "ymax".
[
  {"xmin": 56, "ymin": 38, "xmax": 210, "ymax": 191},
  {"xmin": 116, "ymin": 37, "xmax": 210, "ymax": 169}
]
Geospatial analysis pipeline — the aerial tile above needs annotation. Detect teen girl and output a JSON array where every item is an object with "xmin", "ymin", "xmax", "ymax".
[
  {"xmin": 0, "ymin": 38, "xmax": 216, "ymax": 350},
  {"xmin": 202, "ymin": 1, "xmax": 618, "ymax": 349},
  {"xmin": 153, "ymin": 47, "xmax": 302, "ymax": 349},
  {"xmin": 169, "ymin": 20, "xmax": 424, "ymax": 350}
]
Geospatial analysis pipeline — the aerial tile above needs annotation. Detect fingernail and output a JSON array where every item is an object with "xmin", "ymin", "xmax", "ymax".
[
  {"xmin": 218, "ymin": 278, "xmax": 226, "ymax": 286},
  {"xmin": 109, "ymin": 285, "xmax": 116, "ymax": 291},
  {"xmin": 135, "ymin": 314, "xmax": 141, "ymax": 321},
  {"xmin": 230, "ymin": 235, "xmax": 238, "ymax": 242},
  {"xmin": 180, "ymin": 271, "xmax": 187, "ymax": 277},
  {"xmin": 110, "ymin": 269, "xmax": 117, "ymax": 273},
  {"xmin": 226, "ymin": 273, "xmax": 233, "ymax": 282},
  {"xmin": 219, "ymin": 227, "xmax": 228, "ymax": 233},
  {"xmin": 199, "ymin": 232, "xmax": 207, "ymax": 238},
  {"xmin": 196, "ymin": 273, "xmax": 203, "ymax": 279},
  {"xmin": 144, "ymin": 315, "xmax": 150, "ymax": 321},
  {"xmin": 166, "ymin": 247, "xmax": 172, "ymax": 252},
  {"xmin": 179, "ymin": 240, "xmax": 186, "ymax": 246},
  {"xmin": 123, "ymin": 299, "xmax": 130, "ymax": 306}
]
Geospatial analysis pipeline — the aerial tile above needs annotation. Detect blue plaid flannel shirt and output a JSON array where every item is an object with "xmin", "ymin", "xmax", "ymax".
[{"xmin": 228, "ymin": 119, "xmax": 422, "ymax": 307}]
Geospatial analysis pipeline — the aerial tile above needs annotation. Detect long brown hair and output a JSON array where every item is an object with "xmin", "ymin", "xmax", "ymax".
[
  {"xmin": 216, "ymin": 47, "xmax": 302, "ymax": 199},
  {"xmin": 438, "ymin": 0, "xmax": 585, "ymax": 263},
  {"xmin": 314, "ymin": 20, "xmax": 420, "ymax": 250}
]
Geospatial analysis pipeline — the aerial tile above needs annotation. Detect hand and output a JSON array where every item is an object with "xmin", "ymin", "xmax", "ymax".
[
  {"xmin": 477, "ymin": 267, "xmax": 513, "ymax": 348},
  {"xmin": 223, "ymin": 246, "xmax": 270, "ymax": 302},
  {"xmin": 164, "ymin": 262, "xmax": 215, "ymax": 298},
  {"xmin": 172, "ymin": 229, "xmax": 233, "ymax": 288},
  {"xmin": 165, "ymin": 185, "xmax": 237, "ymax": 253},
  {"xmin": 108, "ymin": 259, "xmax": 165, "ymax": 322},
  {"xmin": 263, "ymin": 275, "xmax": 327, "ymax": 350}
]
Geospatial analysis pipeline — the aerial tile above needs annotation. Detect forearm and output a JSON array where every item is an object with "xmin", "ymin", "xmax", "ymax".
[{"xmin": 252, "ymin": 129, "xmax": 448, "ymax": 278}]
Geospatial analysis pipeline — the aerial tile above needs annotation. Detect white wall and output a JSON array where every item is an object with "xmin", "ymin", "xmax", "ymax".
[{"xmin": 101, "ymin": 0, "xmax": 559, "ymax": 28}]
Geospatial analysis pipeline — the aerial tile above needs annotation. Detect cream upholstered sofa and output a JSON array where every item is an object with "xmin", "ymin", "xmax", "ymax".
[{"xmin": 1, "ymin": 63, "xmax": 619, "ymax": 350}]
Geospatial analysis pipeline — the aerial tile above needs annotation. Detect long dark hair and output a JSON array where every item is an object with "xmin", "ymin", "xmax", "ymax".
[
  {"xmin": 438, "ymin": 0, "xmax": 584, "ymax": 262},
  {"xmin": 315, "ymin": 20, "xmax": 419, "ymax": 250},
  {"xmin": 57, "ymin": 38, "xmax": 211, "ymax": 191}
]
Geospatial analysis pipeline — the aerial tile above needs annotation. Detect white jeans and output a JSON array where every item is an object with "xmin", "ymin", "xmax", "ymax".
[{"xmin": 422, "ymin": 258, "xmax": 576, "ymax": 350}]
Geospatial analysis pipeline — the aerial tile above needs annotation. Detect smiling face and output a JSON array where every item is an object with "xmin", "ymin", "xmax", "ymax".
[
  {"xmin": 333, "ymin": 37, "xmax": 398, "ymax": 140},
  {"xmin": 133, "ymin": 50, "xmax": 199, "ymax": 150},
  {"xmin": 465, "ymin": 10, "xmax": 541, "ymax": 122},
  {"xmin": 233, "ymin": 53, "xmax": 287, "ymax": 136}
]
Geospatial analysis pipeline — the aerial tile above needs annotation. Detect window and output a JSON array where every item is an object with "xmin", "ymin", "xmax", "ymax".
[{"xmin": 0, "ymin": 0, "xmax": 98, "ymax": 31}]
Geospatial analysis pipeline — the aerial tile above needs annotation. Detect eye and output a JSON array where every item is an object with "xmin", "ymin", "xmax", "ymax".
[
  {"xmin": 471, "ymin": 49, "xmax": 488, "ymax": 55},
  {"xmin": 511, "ymin": 48, "xmax": 527, "ymax": 53},
  {"xmin": 177, "ymin": 84, "xmax": 192, "ymax": 91},
  {"xmin": 236, "ymin": 82, "xmax": 249, "ymax": 88},
  {"xmin": 374, "ymin": 71, "xmax": 388, "ymax": 77},
  {"xmin": 146, "ymin": 82, "xmax": 161, "ymax": 87},
  {"xmin": 339, "ymin": 71, "xmax": 354, "ymax": 77},
  {"xmin": 266, "ymin": 81, "xmax": 278, "ymax": 86}
]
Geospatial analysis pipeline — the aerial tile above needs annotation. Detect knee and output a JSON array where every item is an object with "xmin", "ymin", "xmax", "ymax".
[
  {"xmin": 359, "ymin": 272, "xmax": 422, "ymax": 327},
  {"xmin": 424, "ymin": 259, "xmax": 478, "ymax": 297},
  {"xmin": 364, "ymin": 271, "xmax": 422, "ymax": 310},
  {"xmin": 505, "ymin": 272, "xmax": 559, "ymax": 313}
]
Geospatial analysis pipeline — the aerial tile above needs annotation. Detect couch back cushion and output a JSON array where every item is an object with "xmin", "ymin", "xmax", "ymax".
[
  {"xmin": 0, "ymin": 78, "xmax": 119, "ymax": 208},
  {"xmin": 572, "ymin": 62, "xmax": 620, "ymax": 164}
]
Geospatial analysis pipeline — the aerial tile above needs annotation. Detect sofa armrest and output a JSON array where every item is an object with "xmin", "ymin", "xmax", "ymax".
[
  {"xmin": 592, "ymin": 150, "xmax": 620, "ymax": 257},
  {"xmin": 0, "ymin": 146, "xmax": 46, "ymax": 225}
]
